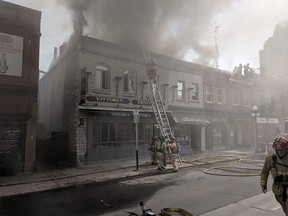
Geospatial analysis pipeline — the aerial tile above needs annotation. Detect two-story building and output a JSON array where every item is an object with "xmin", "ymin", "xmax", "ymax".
[{"xmin": 0, "ymin": 1, "xmax": 41, "ymax": 174}]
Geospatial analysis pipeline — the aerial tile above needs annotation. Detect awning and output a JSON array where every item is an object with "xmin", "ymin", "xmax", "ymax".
[
  {"xmin": 78, "ymin": 105, "xmax": 177, "ymax": 125},
  {"xmin": 172, "ymin": 114, "xmax": 210, "ymax": 126}
]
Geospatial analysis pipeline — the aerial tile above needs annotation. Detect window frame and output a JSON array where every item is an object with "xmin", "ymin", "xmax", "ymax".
[
  {"xmin": 177, "ymin": 81, "xmax": 185, "ymax": 101},
  {"xmin": 232, "ymin": 90, "xmax": 241, "ymax": 106},
  {"xmin": 123, "ymin": 70, "xmax": 136, "ymax": 95},
  {"xmin": 214, "ymin": 87, "xmax": 225, "ymax": 104},
  {"xmin": 204, "ymin": 85, "xmax": 212, "ymax": 103},
  {"xmin": 94, "ymin": 64, "xmax": 110, "ymax": 92},
  {"xmin": 189, "ymin": 83, "xmax": 199, "ymax": 102}
]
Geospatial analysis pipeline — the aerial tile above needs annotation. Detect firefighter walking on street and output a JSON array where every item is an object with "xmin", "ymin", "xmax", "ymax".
[
  {"xmin": 261, "ymin": 135, "xmax": 288, "ymax": 215},
  {"xmin": 167, "ymin": 136, "xmax": 179, "ymax": 172}
]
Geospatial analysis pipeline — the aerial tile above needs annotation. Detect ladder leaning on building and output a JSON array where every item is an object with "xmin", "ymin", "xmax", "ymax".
[{"xmin": 143, "ymin": 48, "xmax": 182, "ymax": 165}]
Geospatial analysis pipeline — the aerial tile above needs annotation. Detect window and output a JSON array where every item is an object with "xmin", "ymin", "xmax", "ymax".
[
  {"xmin": 189, "ymin": 83, "xmax": 199, "ymax": 101},
  {"xmin": 243, "ymin": 92, "xmax": 249, "ymax": 106},
  {"xmin": 94, "ymin": 65, "xmax": 109, "ymax": 90},
  {"xmin": 232, "ymin": 90, "xmax": 241, "ymax": 105},
  {"xmin": 214, "ymin": 87, "xmax": 225, "ymax": 104},
  {"xmin": 123, "ymin": 70, "xmax": 135, "ymax": 93},
  {"xmin": 212, "ymin": 127, "xmax": 223, "ymax": 145},
  {"xmin": 204, "ymin": 85, "xmax": 212, "ymax": 103},
  {"xmin": 177, "ymin": 81, "xmax": 185, "ymax": 100}
]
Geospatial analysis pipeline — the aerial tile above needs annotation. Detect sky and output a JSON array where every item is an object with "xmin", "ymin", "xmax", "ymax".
[{"xmin": 4, "ymin": 0, "xmax": 288, "ymax": 72}]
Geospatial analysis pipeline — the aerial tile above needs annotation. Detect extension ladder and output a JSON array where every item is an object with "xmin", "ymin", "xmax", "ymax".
[
  {"xmin": 146, "ymin": 58, "xmax": 173, "ymax": 143},
  {"xmin": 143, "ymin": 47, "xmax": 182, "ymax": 165}
]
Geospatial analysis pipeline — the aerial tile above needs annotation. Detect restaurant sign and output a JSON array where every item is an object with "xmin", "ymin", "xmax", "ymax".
[
  {"xmin": 132, "ymin": 99, "xmax": 152, "ymax": 106},
  {"xmin": 86, "ymin": 96, "xmax": 129, "ymax": 104}
]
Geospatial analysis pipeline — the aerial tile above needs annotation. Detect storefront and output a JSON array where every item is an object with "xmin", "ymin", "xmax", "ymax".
[
  {"xmin": 172, "ymin": 112, "xmax": 210, "ymax": 153},
  {"xmin": 80, "ymin": 107, "xmax": 176, "ymax": 162},
  {"xmin": 0, "ymin": 1, "xmax": 41, "ymax": 174}
]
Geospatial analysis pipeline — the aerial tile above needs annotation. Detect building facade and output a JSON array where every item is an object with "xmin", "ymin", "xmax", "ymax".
[
  {"xmin": 259, "ymin": 20, "xmax": 288, "ymax": 78},
  {"xmin": 0, "ymin": 1, "xmax": 41, "ymax": 174},
  {"xmin": 38, "ymin": 35, "xmax": 285, "ymax": 166}
]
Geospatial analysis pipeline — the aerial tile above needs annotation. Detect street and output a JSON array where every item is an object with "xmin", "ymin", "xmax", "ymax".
[{"xmin": 0, "ymin": 155, "xmax": 266, "ymax": 216}]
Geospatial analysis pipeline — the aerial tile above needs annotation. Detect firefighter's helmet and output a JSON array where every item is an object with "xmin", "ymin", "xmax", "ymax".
[
  {"xmin": 272, "ymin": 136, "xmax": 288, "ymax": 150},
  {"xmin": 170, "ymin": 136, "xmax": 176, "ymax": 141}
]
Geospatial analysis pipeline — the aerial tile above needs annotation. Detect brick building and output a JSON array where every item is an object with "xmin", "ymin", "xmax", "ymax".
[
  {"xmin": 38, "ymin": 34, "xmax": 286, "ymax": 166},
  {"xmin": 0, "ymin": 1, "xmax": 41, "ymax": 174}
]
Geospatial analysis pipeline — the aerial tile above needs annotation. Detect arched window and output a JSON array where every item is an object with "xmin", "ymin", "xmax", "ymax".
[
  {"xmin": 123, "ymin": 70, "xmax": 135, "ymax": 93},
  {"xmin": 95, "ymin": 65, "xmax": 109, "ymax": 90}
]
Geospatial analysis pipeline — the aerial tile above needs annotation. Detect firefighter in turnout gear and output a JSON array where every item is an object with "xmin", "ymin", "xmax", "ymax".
[
  {"xmin": 156, "ymin": 136, "xmax": 167, "ymax": 171},
  {"xmin": 261, "ymin": 135, "xmax": 288, "ymax": 215},
  {"xmin": 149, "ymin": 136, "xmax": 159, "ymax": 165},
  {"xmin": 166, "ymin": 136, "xmax": 179, "ymax": 172}
]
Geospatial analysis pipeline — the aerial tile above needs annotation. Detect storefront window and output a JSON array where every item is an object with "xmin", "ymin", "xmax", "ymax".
[
  {"xmin": 92, "ymin": 119, "xmax": 100, "ymax": 143},
  {"xmin": 132, "ymin": 123, "xmax": 144, "ymax": 140},
  {"xmin": 212, "ymin": 127, "xmax": 223, "ymax": 145},
  {"xmin": 101, "ymin": 122, "xmax": 109, "ymax": 142},
  {"xmin": 110, "ymin": 122, "xmax": 116, "ymax": 141}
]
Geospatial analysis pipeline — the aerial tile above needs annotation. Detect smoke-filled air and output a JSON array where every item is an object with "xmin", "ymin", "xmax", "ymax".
[{"xmin": 5, "ymin": 0, "xmax": 288, "ymax": 71}]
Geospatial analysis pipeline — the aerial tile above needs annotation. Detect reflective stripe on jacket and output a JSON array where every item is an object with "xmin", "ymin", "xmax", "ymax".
[{"xmin": 261, "ymin": 154, "xmax": 288, "ymax": 195}]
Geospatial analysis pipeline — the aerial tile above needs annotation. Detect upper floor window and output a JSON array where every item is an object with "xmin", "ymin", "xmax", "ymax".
[
  {"xmin": 94, "ymin": 65, "xmax": 109, "ymax": 90},
  {"xmin": 189, "ymin": 83, "xmax": 199, "ymax": 102},
  {"xmin": 214, "ymin": 87, "xmax": 225, "ymax": 104},
  {"xmin": 243, "ymin": 92, "xmax": 249, "ymax": 106},
  {"xmin": 177, "ymin": 81, "xmax": 185, "ymax": 100},
  {"xmin": 123, "ymin": 70, "xmax": 136, "ymax": 93},
  {"xmin": 204, "ymin": 85, "xmax": 212, "ymax": 103},
  {"xmin": 232, "ymin": 90, "xmax": 241, "ymax": 105}
]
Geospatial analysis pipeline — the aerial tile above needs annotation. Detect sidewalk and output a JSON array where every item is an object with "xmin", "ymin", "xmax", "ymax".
[{"xmin": 0, "ymin": 150, "xmax": 284, "ymax": 216}]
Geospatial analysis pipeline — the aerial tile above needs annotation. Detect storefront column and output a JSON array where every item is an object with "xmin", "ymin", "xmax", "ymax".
[{"xmin": 201, "ymin": 126, "xmax": 206, "ymax": 151}]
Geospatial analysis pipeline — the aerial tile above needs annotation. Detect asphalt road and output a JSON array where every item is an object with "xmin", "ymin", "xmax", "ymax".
[{"xmin": 0, "ymin": 161, "xmax": 264, "ymax": 216}]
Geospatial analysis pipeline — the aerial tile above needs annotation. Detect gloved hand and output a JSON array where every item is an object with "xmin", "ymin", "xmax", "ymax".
[{"xmin": 261, "ymin": 185, "xmax": 267, "ymax": 194}]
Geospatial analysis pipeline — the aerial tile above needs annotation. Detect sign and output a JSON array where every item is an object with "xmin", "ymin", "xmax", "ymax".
[
  {"xmin": 268, "ymin": 118, "xmax": 279, "ymax": 124},
  {"xmin": 257, "ymin": 118, "xmax": 267, "ymax": 123},
  {"xmin": 132, "ymin": 99, "xmax": 152, "ymax": 105},
  {"xmin": 0, "ymin": 126, "xmax": 21, "ymax": 154},
  {"xmin": 86, "ymin": 96, "xmax": 129, "ymax": 104},
  {"xmin": 0, "ymin": 33, "xmax": 23, "ymax": 77},
  {"xmin": 93, "ymin": 111, "xmax": 153, "ymax": 119}
]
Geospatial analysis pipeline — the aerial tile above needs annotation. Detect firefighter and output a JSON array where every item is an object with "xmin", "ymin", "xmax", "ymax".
[
  {"xmin": 156, "ymin": 136, "xmax": 166, "ymax": 171},
  {"xmin": 260, "ymin": 135, "xmax": 288, "ymax": 215},
  {"xmin": 148, "ymin": 136, "xmax": 158, "ymax": 165},
  {"xmin": 166, "ymin": 136, "xmax": 179, "ymax": 172},
  {"xmin": 149, "ymin": 59, "xmax": 158, "ymax": 83}
]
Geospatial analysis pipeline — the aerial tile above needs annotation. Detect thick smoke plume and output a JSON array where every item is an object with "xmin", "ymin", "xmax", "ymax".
[{"xmin": 58, "ymin": 0, "xmax": 236, "ymax": 67}]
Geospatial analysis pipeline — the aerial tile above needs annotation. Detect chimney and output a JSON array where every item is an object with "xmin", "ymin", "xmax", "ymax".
[
  {"xmin": 53, "ymin": 47, "xmax": 58, "ymax": 60},
  {"xmin": 59, "ymin": 43, "xmax": 67, "ymax": 56}
]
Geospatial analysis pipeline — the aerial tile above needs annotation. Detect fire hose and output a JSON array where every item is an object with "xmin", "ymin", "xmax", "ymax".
[{"xmin": 100, "ymin": 200, "xmax": 194, "ymax": 216}]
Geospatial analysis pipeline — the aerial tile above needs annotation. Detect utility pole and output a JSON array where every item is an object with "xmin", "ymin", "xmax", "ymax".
[{"xmin": 214, "ymin": 26, "xmax": 220, "ymax": 69}]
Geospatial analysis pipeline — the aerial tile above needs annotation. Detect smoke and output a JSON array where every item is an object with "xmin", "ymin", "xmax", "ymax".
[{"xmin": 57, "ymin": 0, "xmax": 237, "ymax": 67}]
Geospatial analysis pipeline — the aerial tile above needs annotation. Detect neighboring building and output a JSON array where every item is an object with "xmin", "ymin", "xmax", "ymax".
[
  {"xmin": 167, "ymin": 59, "xmax": 209, "ymax": 153},
  {"xmin": 259, "ymin": 20, "xmax": 288, "ymax": 78},
  {"xmin": 0, "ymin": 1, "xmax": 41, "ymax": 173}
]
